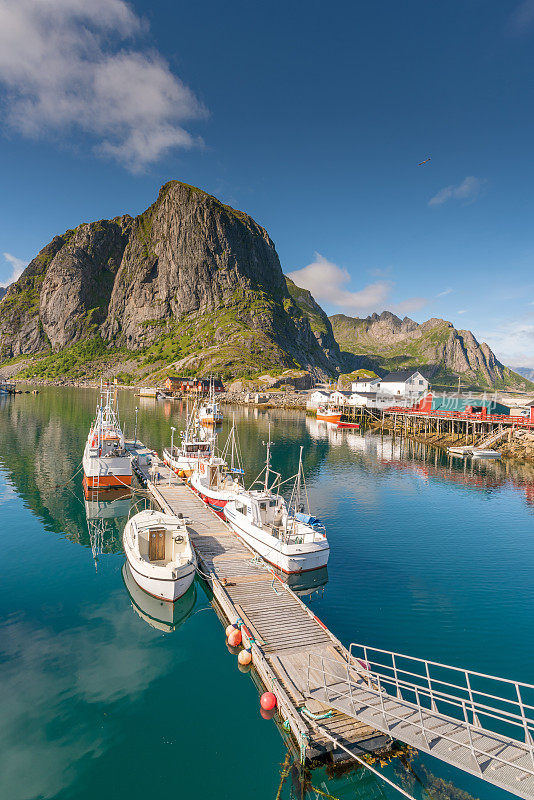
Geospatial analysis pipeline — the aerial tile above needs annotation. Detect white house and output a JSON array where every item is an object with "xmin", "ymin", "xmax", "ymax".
[
  {"xmin": 373, "ymin": 370, "xmax": 429, "ymax": 398},
  {"xmin": 349, "ymin": 391, "xmax": 400, "ymax": 409},
  {"xmin": 351, "ymin": 378, "xmax": 380, "ymax": 393},
  {"xmin": 308, "ymin": 390, "xmax": 332, "ymax": 409},
  {"xmin": 329, "ymin": 390, "xmax": 354, "ymax": 406}
]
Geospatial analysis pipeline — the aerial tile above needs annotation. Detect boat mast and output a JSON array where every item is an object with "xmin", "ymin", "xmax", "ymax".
[
  {"xmin": 295, "ymin": 446, "xmax": 303, "ymax": 511},
  {"xmin": 264, "ymin": 423, "xmax": 272, "ymax": 491}
]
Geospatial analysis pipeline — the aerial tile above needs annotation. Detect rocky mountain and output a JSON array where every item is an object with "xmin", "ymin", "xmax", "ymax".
[
  {"xmin": 0, "ymin": 287, "xmax": 7, "ymax": 302},
  {"xmin": 330, "ymin": 311, "xmax": 532, "ymax": 390},
  {"xmin": 0, "ymin": 181, "xmax": 344, "ymax": 380},
  {"xmin": 284, "ymin": 277, "xmax": 342, "ymax": 365},
  {"xmin": 513, "ymin": 366, "xmax": 534, "ymax": 382}
]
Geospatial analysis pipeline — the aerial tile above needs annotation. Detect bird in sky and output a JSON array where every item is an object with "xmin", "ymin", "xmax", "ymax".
[{"xmin": 418, "ymin": 156, "xmax": 431, "ymax": 166}]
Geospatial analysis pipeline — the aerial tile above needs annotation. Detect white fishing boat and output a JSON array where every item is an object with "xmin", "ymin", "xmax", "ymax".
[
  {"xmin": 163, "ymin": 403, "xmax": 213, "ymax": 477},
  {"xmin": 198, "ymin": 401, "xmax": 223, "ymax": 426},
  {"xmin": 190, "ymin": 419, "xmax": 244, "ymax": 513},
  {"xmin": 83, "ymin": 385, "xmax": 132, "ymax": 489},
  {"xmin": 448, "ymin": 446, "xmax": 472, "ymax": 457},
  {"xmin": 122, "ymin": 509, "xmax": 196, "ymax": 602},
  {"xmin": 224, "ymin": 435, "xmax": 329, "ymax": 574},
  {"xmin": 471, "ymin": 449, "xmax": 501, "ymax": 459}
]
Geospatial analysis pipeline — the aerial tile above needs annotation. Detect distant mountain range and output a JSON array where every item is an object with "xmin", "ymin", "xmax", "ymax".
[
  {"xmin": 513, "ymin": 366, "xmax": 534, "ymax": 382},
  {"xmin": 329, "ymin": 312, "xmax": 531, "ymax": 391},
  {"xmin": 0, "ymin": 179, "xmax": 530, "ymax": 390}
]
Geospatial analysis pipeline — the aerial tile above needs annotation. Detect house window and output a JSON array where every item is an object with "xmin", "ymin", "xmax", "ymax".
[{"xmin": 419, "ymin": 380, "xmax": 423, "ymax": 385}]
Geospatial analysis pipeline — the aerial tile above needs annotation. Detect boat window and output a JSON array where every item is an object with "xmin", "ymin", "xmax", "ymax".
[
  {"xmin": 269, "ymin": 499, "xmax": 277, "ymax": 507},
  {"xmin": 259, "ymin": 502, "xmax": 266, "ymax": 511},
  {"xmin": 235, "ymin": 502, "xmax": 246, "ymax": 515}
]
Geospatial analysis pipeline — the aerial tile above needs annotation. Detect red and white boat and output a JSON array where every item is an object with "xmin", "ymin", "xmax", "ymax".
[
  {"xmin": 163, "ymin": 403, "xmax": 213, "ymax": 478},
  {"xmin": 190, "ymin": 420, "xmax": 244, "ymax": 514},
  {"xmin": 316, "ymin": 405, "xmax": 342, "ymax": 424},
  {"xmin": 83, "ymin": 386, "xmax": 132, "ymax": 489}
]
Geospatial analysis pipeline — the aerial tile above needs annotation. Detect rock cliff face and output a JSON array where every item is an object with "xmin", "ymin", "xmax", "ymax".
[
  {"xmin": 0, "ymin": 182, "xmax": 343, "ymax": 378},
  {"xmin": 330, "ymin": 311, "xmax": 531, "ymax": 389}
]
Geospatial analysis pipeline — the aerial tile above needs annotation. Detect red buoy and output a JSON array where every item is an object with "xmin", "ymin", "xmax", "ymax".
[
  {"xmin": 260, "ymin": 692, "xmax": 277, "ymax": 711},
  {"xmin": 228, "ymin": 628, "xmax": 242, "ymax": 647}
]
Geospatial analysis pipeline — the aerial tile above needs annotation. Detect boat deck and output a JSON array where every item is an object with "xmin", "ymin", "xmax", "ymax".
[{"xmin": 126, "ymin": 441, "xmax": 389, "ymax": 762}]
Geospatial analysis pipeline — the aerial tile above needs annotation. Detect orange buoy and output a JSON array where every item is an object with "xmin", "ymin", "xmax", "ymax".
[
  {"xmin": 225, "ymin": 624, "xmax": 236, "ymax": 638},
  {"xmin": 238, "ymin": 648, "xmax": 252, "ymax": 666},
  {"xmin": 260, "ymin": 692, "xmax": 277, "ymax": 711},
  {"xmin": 228, "ymin": 628, "xmax": 242, "ymax": 647},
  {"xmin": 260, "ymin": 707, "xmax": 276, "ymax": 720}
]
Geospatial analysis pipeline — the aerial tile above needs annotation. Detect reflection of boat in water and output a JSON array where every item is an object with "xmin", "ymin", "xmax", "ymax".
[
  {"xmin": 274, "ymin": 565, "xmax": 328, "ymax": 597},
  {"xmin": 84, "ymin": 486, "xmax": 132, "ymax": 519},
  {"xmin": 84, "ymin": 486, "xmax": 132, "ymax": 569},
  {"xmin": 122, "ymin": 563, "xmax": 196, "ymax": 632}
]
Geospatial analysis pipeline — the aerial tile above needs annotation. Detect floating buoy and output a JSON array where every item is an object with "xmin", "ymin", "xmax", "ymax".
[
  {"xmin": 228, "ymin": 628, "xmax": 242, "ymax": 647},
  {"xmin": 225, "ymin": 624, "xmax": 236, "ymax": 638},
  {"xmin": 260, "ymin": 707, "xmax": 276, "ymax": 720},
  {"xmin": 238, "ymin": 648, "xmax": 252, "ymax": 666},
  {"xmin": 260, "ymin": 692, "xmax": 277, "ymax": 711}
]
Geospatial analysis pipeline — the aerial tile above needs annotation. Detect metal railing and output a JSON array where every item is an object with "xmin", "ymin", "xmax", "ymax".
[{"xmin": 307, "ymin": 644, "xmax": 534, "ymax": 780}]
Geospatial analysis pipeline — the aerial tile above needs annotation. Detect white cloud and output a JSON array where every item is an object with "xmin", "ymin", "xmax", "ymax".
[
  {"xmin": 0, "ymin": 0, "xmax": 207, "ymax": 171},
  {"xmin": 287, "ymin": 253, "xmax": 427, "ymax": 316},
  {"xmin": 1, "ymin": 253, "xmax": 27, "ymax": 287},
  {"xmin": 436, "ymin": 287, "xmax": 453, "ymax": 297},
  {"xmin": 479, "ymin": 316, "xmax": 534, "ymax": 368},
  {"xmin": 428, "ymin": 176, "xmax": 485, "ymax": 207},
  {"xmin": 457, "ymin": 309, "xmax": 468, "ymax": 314}
]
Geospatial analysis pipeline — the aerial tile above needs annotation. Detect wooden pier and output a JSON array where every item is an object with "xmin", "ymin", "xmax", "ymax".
[{"xmin": 126, "ymin": 441, "xmax": 390, "ymax": 764}]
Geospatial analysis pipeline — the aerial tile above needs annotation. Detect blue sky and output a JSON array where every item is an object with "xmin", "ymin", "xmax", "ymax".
[{"xmin": 1, "ymin": 0, "xmax": 534, "ymax": 366}]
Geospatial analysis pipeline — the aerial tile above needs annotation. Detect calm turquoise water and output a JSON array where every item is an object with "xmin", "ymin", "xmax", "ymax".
[{"xmin": 0, "ymin": 387, "xmax": 533, "ymax": 800}]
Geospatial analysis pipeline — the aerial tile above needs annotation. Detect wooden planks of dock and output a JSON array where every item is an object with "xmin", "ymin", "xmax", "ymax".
[{"xmin": 137, "ymin": 462, "xmax": 390, "ymax": 763}]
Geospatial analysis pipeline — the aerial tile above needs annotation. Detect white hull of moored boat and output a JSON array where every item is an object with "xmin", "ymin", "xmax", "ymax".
[
  {"xmin": 122, "ymin": 510, "xmax": 197, "ymax": 602},
  {"xmin": 126, "ymin": 560, "xmax": 195, "ymax": 602},
  {"xmin": 223, "ymin": 506, "xmax": 329, "ymax": 574}
]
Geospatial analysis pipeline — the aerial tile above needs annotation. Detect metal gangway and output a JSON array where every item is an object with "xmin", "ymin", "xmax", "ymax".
[{"xmin": 307, "ymin": 643, "xmax": 534, "ymax": 799}]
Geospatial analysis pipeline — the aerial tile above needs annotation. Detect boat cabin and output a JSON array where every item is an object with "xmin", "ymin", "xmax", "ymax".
[
  {"xmin": 233, "ymin": 491, "xmax": 283, "ymax": 531},
  {"xmin": 134, "ymin": 520, "xmax": 190, "ymax": 566}
]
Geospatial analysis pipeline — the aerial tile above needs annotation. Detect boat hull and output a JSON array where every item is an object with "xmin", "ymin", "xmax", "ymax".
[
  {"xmin": 190, "ymin": 484, "xmax": 228, "ymax": 514},
  {"xmin": 223, "ymin": 508, "xmax": 329, "ymax": 574},
  {"xmin": 125, "ymin": 558, "xmax": 195, "ymax": 602},
  {"xmin": 317, "ymin": 412, "xmax": 342, "ymax": 424},
  {"xmin": 83, "ymin": 473, "xmax": 132, "ymax": 488}
]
